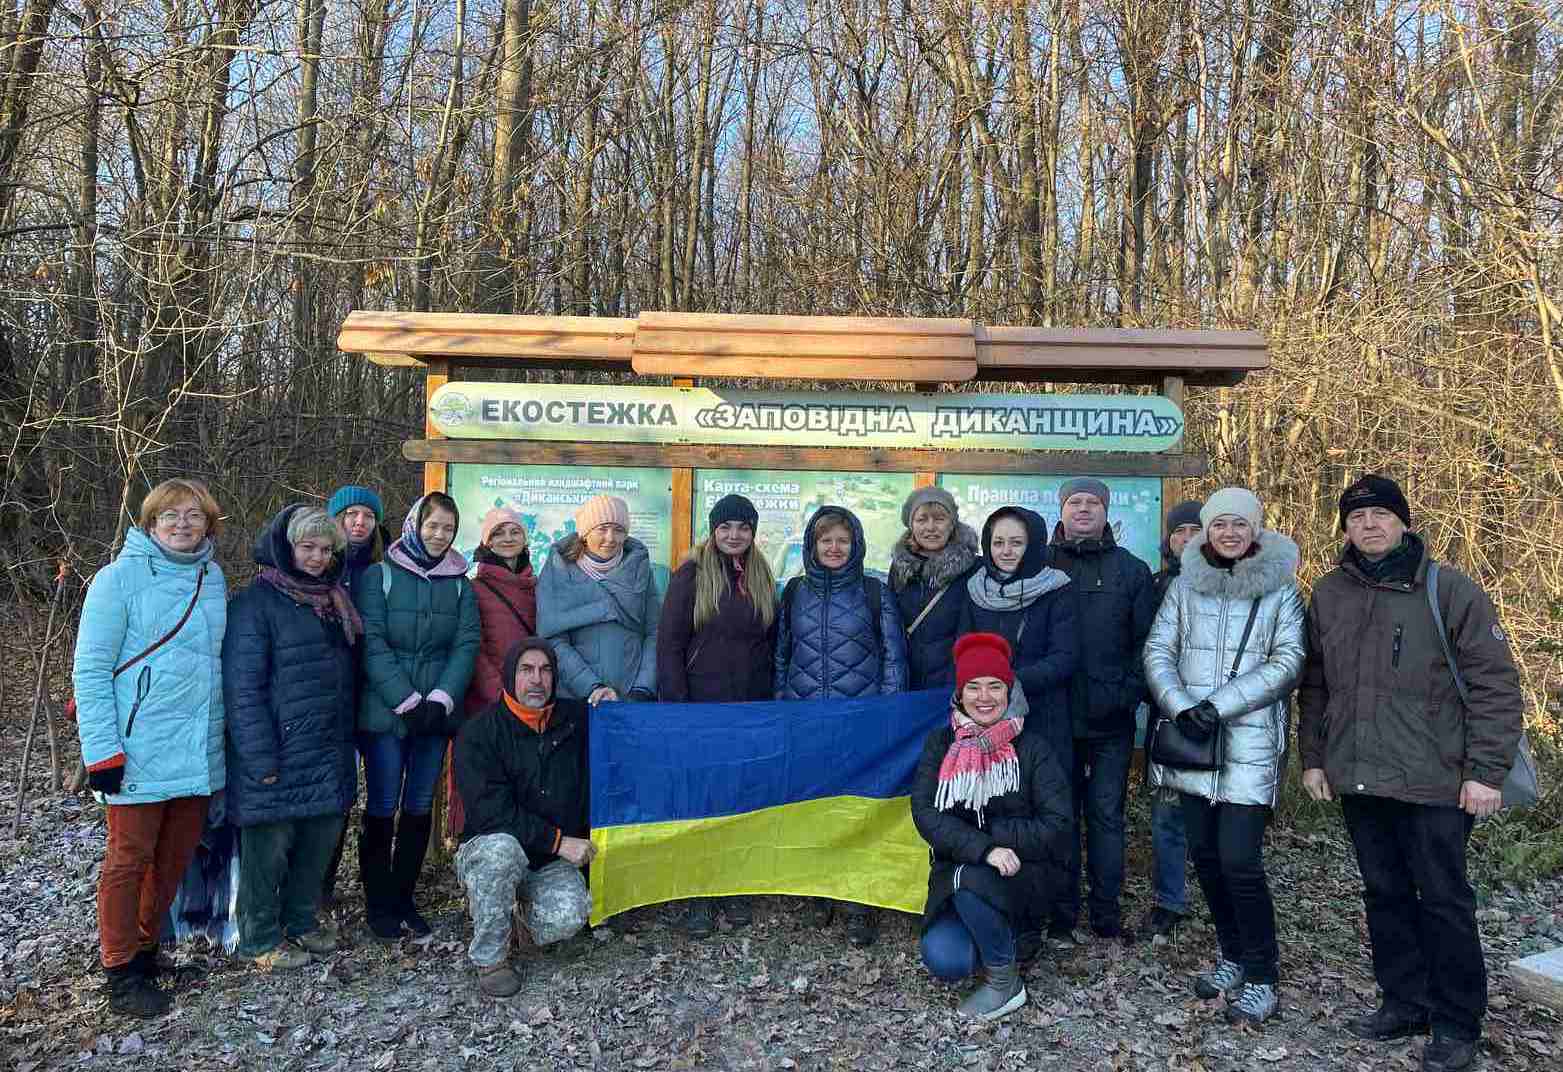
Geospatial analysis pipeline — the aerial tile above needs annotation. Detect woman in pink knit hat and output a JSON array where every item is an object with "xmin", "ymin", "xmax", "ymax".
[{"xmin": 536, "ymin": 494, "xmax": 661, "ymax": 703}]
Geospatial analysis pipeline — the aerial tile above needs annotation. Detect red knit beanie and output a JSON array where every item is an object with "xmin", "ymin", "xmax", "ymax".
[{"xmin": 954, "ymin": 632, "xmax": 1015, "ymax": 691}]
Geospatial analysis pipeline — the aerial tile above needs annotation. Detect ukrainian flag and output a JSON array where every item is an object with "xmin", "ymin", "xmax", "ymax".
[{"xmin": 588, "ymin": 690, "xmax": 949, "ymax": 924}]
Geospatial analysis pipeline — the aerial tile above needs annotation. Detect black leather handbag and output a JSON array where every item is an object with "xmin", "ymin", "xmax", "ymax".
[{"xmin": 1150, "ymin": 600, "xmax": 1261, "ymax": 772}]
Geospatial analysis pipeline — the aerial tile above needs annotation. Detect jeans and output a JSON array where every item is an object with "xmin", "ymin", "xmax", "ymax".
[
  {"xmin": 358, "ymin": 731, "xmax": 448, "ymax": 818},
  {"xmin": 1061, "ymin": 730, "xmax": 1134, "ymax": 931},
  {"xmin": 1182, "ymin": 795, "xmax": 1277, "ymax": 984},
  {"xmin": 1152, "ymin": 791, "xmax": 1189, "ymax": 913},
  {"xmin": 1341, "ymin": 794, "xmax": 1484, "ymax": 1041},
  {"xmin": 236, "ymin": 814, "xmax": 344, "ymax": 957},
  {"xmin": 97, "ymin": 796, "xmax": 209, "ymax": 968},
  {"xmin": 921, "ymin": 891, "xmax": 1016, "ymax": 980}
]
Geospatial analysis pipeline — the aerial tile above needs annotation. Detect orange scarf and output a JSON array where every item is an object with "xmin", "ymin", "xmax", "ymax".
[{"xmin": 503, "ymin": 692, "xmax": 553, "ymax": 733}]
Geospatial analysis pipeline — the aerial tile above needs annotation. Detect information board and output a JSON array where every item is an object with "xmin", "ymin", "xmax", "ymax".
[{"xmin": 938, "ymin": 474, "xmax": 1164, "ymax": 571}]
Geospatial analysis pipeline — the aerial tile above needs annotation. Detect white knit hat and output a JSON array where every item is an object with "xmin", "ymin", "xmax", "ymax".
[{"xmin": 1200, "ymin": 487, "xmax": 1263, "ymax": 531}]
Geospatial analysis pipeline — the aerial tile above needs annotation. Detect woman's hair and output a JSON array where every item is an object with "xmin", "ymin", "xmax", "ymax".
[
  {"xmin": 418, "ymin": 491, "xmax": 459, "ymax": 529},
  {"xmin": 811, "ymin": 508, "xmax": 853, "ymax": 542},
  {"xmin": 555, "ymin": 532, "xmax": 584, "ymax": 563},
  {"xmin": 692, "ymin": 536, "xmax": 776, "ymax": 631},
  {"xmin": 286, "ymin": 506, "xmax": 346, "ymax": 552},
  {"xmin": 139, "ymin": 478, "xmax": 223, "ymax": 536}
]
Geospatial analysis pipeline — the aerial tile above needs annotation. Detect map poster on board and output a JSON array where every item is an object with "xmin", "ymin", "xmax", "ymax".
[
  {"xmin": 692, "ymin": 469, "xmax": 917, "ymax": 584},
  {"xmin": 448, "ymin": 464, "xmax": 674, "ymax": 590},
  {"xmin": 938, "ymin": 474, "xmax": 1164, "ymax": 571}
]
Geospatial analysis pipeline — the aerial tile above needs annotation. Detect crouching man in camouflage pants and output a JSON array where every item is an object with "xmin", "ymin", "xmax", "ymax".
[{"xmin": 453, "ymin": 638, "xmax": 594, "ymax": 997}]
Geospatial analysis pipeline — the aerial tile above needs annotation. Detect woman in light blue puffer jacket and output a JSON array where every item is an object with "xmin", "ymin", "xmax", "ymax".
[{"xmin": 72, "ymin": 478, "xmax": 227, "ymax": 1018}]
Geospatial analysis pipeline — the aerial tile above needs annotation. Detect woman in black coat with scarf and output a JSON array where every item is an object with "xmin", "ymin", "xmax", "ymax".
[
  {"xmin": 912, "ymin": 633, "xmax": 1072, "ymax": 1021},
  {"xmin": 889, "ymin": 487, "xmax": 979, "ymax": 691}
]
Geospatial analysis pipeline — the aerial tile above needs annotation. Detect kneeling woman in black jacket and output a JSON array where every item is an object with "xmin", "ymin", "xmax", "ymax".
[{"xmin": 912, "ymin": 633, "xmax": 1072, "ymax": 1021}]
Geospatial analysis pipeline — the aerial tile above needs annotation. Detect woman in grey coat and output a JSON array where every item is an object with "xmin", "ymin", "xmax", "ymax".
[
  {"xmin": 537, "ymin": 495, "xmax": 661, "ymax": 702},
  {"xmin": 1144, "ymin": 487, "xmax": 1305, "ymax": 1029}
]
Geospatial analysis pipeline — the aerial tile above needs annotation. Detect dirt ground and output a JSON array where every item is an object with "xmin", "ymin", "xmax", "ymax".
[{"xmin": 2, "ymin": 752, "xmax": 1560, "ymax": 1072}]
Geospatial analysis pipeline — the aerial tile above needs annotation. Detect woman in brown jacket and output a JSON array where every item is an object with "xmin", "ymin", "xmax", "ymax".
[{"xmin": 655, "ymin": 493, "xmax": 777, "ymax": 935}]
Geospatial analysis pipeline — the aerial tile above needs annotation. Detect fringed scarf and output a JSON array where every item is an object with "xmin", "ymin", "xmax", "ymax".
[
  {"xmin": 258, "ymin": 568, "xmax": 363, "ymax": 645},
  {"xmin": 934, "ymin": 701, "xmax": 1024, "ymax": 825}
]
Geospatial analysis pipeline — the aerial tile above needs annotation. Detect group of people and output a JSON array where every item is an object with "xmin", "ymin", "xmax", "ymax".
[{"xmin": 72, "ymin": 472, "xmax": 1524, "ymax": 1072}]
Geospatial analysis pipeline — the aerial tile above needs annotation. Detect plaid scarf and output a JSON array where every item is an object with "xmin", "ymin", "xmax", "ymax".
[
  {"xmin": 934, "ymin": 700, "xmax": 1024, "ymax": 825},
  {"xmin": 258, "ymin": 568, "xmax": 362, "ymax": 645}
]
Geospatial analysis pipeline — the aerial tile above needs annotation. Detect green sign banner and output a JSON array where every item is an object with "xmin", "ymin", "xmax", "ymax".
[
  {"xmin": 447, "ymin": 464, "xmax": 673, "ymax": 590},
  {"xmin": 692, "ymin": 469, "xmax": 916, "ymax": 584},
  {"xmin": 939, "ymin": 474, "xmax": 1164, "ymax": 571},
  {"xmin": 429, "ymin": 382, "xmax": 1184, "ymax": 452}
]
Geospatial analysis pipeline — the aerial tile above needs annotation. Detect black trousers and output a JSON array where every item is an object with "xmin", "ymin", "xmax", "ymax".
[
  {"xmin": 1341, "ymin": 794, "xmax": 1485, "ymax": 1041},
  {"xmin": 1182, "ymin": 795, "xmax": 1278, "ymax": 984}
]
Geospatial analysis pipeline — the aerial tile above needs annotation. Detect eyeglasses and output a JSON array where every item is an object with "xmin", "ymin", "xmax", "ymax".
[{"xmin": 157, "ymin": 510, "xmax": 208, "ymax": 527}]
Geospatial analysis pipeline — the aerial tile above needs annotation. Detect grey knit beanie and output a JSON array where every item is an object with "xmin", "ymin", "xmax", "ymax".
[
  {"xmin": 901, "ymin": 486, "xmax": 959, "ymax": 528},
  {"xmin": 1200, "ymin": 487, "xmax": 1264, "ymax": 531},
  {"xmin": 1058, "ymin": 477, "xmax": 1111, "ymax": 510}
]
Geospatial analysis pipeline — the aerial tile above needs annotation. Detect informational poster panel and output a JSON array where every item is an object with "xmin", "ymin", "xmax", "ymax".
[
  {"xmin": 448, "ymin": 464, "xmax": 674, "ymax": 590},
  {"xmin": 938, "ymin": 474, "xmax": 1164, "ymax": 571},
  {"xmin": 692, "ymin": 469, "xmax": 917, "ymax": 584}
]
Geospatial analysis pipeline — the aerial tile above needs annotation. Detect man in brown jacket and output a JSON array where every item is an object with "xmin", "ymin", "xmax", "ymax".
[{"xmin": 1298, "ymin": 474, "xmax": 1523, "ymax": 1072}]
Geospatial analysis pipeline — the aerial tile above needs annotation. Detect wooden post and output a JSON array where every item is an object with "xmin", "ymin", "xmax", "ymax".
[
  {"xmin": 1160, "ymin": 374, "xmax": 1187, "ymax": 530},
  {"xmin": 670, "ymin": 378, "xmax": 695, "ymax": 567},
  {"xmin": 424, "ymin": 358, "xmax": 450, "ymax": 495}
]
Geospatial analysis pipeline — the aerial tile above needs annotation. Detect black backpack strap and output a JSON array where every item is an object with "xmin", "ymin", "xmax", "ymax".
[{"xmin": 782, "ymin": 576, "xmax": 803, "ymax": 631}]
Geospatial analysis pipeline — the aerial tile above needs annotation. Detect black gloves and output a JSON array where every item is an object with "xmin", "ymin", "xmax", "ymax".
[
  {"xmin": 407, "ymin": 700, "xmax": 461, "ymax": 737},
  {"xmin": 87, "ymin": 764, "xmax": 125, "ymax": 795},
  {"xmin": 1176, "ymin": 701, "xmax": 1219, "ymax": 742},
  {"xmin": 626, "ymin": 688, "xmax": 657, "ymax": 703}
]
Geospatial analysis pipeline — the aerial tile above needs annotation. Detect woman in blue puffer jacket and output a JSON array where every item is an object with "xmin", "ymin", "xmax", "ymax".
[
  {"xmin": 73, "ymin": 478, "xmax": 228, "ymax": 1019},
  {"xmin": 223, "ymin": 505, "xmax": 359, "ymax": 969},
  {"xmin": 772, "ymin": 504, "xmax": 909, "ymax": 947}
]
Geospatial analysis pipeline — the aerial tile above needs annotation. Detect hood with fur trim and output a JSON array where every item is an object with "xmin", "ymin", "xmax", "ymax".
[
  {"xmin": 889, "ymin": 522, "xmax": 979, "ymax": 593},
  {"xmin": 1179, "ymin": 530, "xmax": 1299, "ymax": 600}
]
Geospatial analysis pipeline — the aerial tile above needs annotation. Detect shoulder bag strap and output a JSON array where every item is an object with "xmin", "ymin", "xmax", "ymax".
[
  {"xmin": 112, "ymin": 566, "xmax": 206, "ymax": 678},
  {"xmin": 476, "ymin": 575, "xmax": 536, "ymax": 635},
  {"xmin": 1227, "ymin": 598, "xmax": 1262, "ymax": 679},
  {"xmin": 1425, "ymin": 560, "xmax": 1473, "ymax": 707},
  {"xmin": 905, "ymin": 583, "xmax": 949, "ymax": 637}
]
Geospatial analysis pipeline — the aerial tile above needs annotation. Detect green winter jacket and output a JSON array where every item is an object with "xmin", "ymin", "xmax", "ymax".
[{"xmin": 353, "ymin": 548, "xmax": 480, "ymax": 737}]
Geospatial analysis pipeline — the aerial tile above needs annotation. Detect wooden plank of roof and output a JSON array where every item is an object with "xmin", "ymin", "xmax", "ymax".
[
  {"xmin": 404, "ymin": 438, "xmax": 1211, "ymax": 477},
  {"xmin": 339, "ymin": 311, "xmax": 635, "ymax": 364},
  {"xmin": 975, "ymin": 326, "xmax": 1268, "ymax": 372},
  {"xmin": 632, "ymin": 311, "xmax": 978, "ymax": 382}
]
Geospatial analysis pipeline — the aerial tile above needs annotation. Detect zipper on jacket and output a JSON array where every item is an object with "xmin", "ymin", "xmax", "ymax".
[
  {"xmin": 953, "ymin": 864, "xmax": 964, "ymax": 891},
  {"xmin": 1392, "ymin": 624, "xmax": 1403, "ymax": 669},
  {"xmin": 124, "ymin": 665, "xmax": 152, "ymax": 737}
]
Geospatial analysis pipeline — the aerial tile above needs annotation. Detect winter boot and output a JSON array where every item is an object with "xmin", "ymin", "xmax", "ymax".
[
  {"xmin": 391, "ymin": 812, "xmax": 434, "ymax": 937},
  {"xmin": 1421, "ymin": 1033, "xmax": 1478, "ymax": 1072},
  {"xmin": 129, "ymin": 946, "xmax": 161, "ymax": 984},
  {"xmin": 478, "ymin": 961, "xmax": 524, "ymax": 998},
  {"xmin": 1195, "ymin": 959, "xmax": 1246, "ymax": 999},
  {"xmin": 359, "ymin": 815, "xmax": 402, "ymax": 942},
  {"xmin": 1346, "ymin": 1002, "xmax": 1430, "ymax": 1041},
  {"xmin": 104, "ymin": 964, "xmax": 171, "ymax": 1019},
  {"xmin": 957, "ymin": 961, "xmax": 1027, "ymax": 1021},
  {"xmin": 1225, "ymin": 982, "xmax": 1278, "ymax": 1025}
]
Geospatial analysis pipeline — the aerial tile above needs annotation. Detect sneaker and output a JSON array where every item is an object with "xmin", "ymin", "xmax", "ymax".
[
  {"xmin": 104, "ymin": 965, "xmax": 171, "ymax": 1019},
  {"xmin": 294, "ymin": 928, "xmax": 339, "ymax": 955},
  {"xmin": 253, "ymin": 944, "xmax": 312, "ymax": 971},
  {"xmin": 957, "ymin": 962, "xmax": 1028, "ymax": 1021},
  {"xmin": 1421, "ymin": 1034, "xmax": 1478, "ymax": 1072},
  {"xmin": 1140, "ymin": 907, "xmax": 1183, "ymax": 938},
  {"xmin": 1346, "ymin": 1002, "xmax": 1430, "ymax": 1041},
  {"xmin": 681, "ymin": 900, "xmax": 715, "ymax": 938},
  {"xmin": 844, "ymin": 907, "xmax": 879, "ymax": 948},
  {"xmin": 477, "ymin": 962, "xmax": 523, "ymax": 998},
  {"xmin": 1225, "ymin": 982, "xmax": 1278, "ymax": 1025},
  {"xmin": 1194, "ymin": 959, "xmax": 1246, "ymax": 999}
]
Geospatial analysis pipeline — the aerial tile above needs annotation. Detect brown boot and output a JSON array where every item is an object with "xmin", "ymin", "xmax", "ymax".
[{"xmin": 477, "ymin": 961, "xmax": 523, "ymax": 998}]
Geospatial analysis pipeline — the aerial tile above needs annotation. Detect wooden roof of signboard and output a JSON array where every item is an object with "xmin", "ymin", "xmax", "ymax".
[{"xmin": 337, "ymin": 311, "xmax": 1267, "ymax": 386}]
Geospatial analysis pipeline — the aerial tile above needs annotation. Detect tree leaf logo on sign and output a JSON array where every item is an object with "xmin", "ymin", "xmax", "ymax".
[{"xmin": 430, "ymin": 391, "xmax": 474, "ymax": 428}]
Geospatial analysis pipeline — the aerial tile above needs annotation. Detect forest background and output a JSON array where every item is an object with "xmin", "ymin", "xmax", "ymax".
[{"xmin": 0, "ymin": 0, "xmax": 1559, "ymax": 868}]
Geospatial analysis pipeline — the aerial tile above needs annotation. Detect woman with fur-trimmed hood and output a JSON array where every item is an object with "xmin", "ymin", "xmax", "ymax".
[
  {"xmin": 889, "ymin": 487, "xmax": 981, "ymax": 691},
  {"xmin": 1143, "ymin": 487, "xmax": 1305, "ymax": 1029}
]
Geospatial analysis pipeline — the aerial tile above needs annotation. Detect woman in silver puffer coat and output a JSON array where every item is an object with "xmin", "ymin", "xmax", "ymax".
[{"xmin": 1144, "ymin": 487, "xmax": 1305, "ymax": 1029}]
